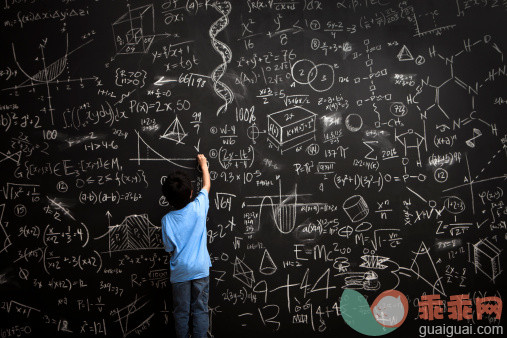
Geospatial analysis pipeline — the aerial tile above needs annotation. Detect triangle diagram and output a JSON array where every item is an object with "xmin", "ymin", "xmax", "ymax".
[
  {"xmin": 259, "ymin": 249, "xmax": 277, "ymax": 275},
  {"xmin": 397, "ymin": 45, "xmax": 414, "ymax": 61},
  {"xmin": 409, "ymin": 241, "xmax": 446, "ymax": 296},
  {"xmin": 132, "ymin": 131, "xmax": 194, "ymax": 169},
  {"xmin": 233, "ymin": 256, "xmax": 255, "ymax": 288},
  {"xmin": 160, "ymin": 116, "xmax": 187, "ymax": 144},
  {"xmin": 0, "ymin": 149, "xmax": 22, "ymax": 165}
]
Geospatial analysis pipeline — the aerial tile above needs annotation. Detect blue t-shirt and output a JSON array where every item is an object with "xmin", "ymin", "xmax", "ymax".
[{"xmin": 161, "ymin": 188, "xmax": 212, "ymax": 283}]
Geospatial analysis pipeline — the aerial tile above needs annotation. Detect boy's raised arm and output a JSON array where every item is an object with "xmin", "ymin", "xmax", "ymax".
[{"xmin": 197, "ymin": 154, "xmax": 210, "ymax": 193}]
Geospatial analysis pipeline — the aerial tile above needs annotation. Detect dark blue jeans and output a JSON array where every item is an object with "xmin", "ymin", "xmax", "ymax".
[{"xmin": 172, "ymin": 276, "xmax": 209, "ymax": 338}]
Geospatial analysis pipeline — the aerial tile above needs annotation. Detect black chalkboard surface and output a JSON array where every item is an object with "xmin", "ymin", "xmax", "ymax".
[{"xmin": 0, "ymin": 0, "xmax": 505, "ymax": 337}]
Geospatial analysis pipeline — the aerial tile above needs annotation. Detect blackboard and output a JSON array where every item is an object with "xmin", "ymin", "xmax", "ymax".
[{"xmin": 0, "ymin": 0, "xmax": 505, "ymax": 337}]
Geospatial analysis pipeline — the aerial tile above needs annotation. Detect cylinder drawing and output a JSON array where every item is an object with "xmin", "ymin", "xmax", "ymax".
[{"xmin": 343, "ymin": 195, "xmax": 369, "ymax": 223}]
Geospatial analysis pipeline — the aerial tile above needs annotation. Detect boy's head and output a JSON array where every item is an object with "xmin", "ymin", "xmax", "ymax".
[{"xmin": 162, "ymin": 171, "xmax": 193, "ymax": 210}]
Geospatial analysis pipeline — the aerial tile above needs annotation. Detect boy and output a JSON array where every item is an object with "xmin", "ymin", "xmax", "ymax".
[{"xmin": 161, "ymin": 154, "xmax": 211, "ymax": 338}]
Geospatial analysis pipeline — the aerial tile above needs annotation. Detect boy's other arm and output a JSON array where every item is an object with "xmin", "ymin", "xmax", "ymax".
[
  {"xmin": 161, "ymin": 219, "xmax": 175, "ymax": 253},
  {"xmin": 197, "ymin": 154, "xmax": 210, "ymax": 193}
]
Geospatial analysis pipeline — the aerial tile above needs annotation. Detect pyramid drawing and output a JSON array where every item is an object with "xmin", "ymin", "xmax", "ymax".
[
  {"xmin": 409, "ymin": 241, "xmax": 446, "ymax": 296},
  {"xmin": 233, "ymin": 256, "xmax": 255, "ymax": 288},
  {"xmin": 397, "ymin": 45, "xmax": 414, "ymax": 61},
  {"xmin": 160, "ymin": 116, "xmax": 187, "ymax": 144},
  {"xmin": 259, "ymin": 249, "xmax": 277, "ymax": 275},
  {"xmin": 108, "ymin": 214, "xmax": 163, "ymax": 252}
]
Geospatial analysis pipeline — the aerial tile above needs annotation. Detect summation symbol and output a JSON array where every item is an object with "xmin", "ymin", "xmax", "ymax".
[
  {"xmin": 233, "ymin": 256, "xmax": 255, "ymax": 288},
  {"xmin": 160, "ymin": 115, "xmax": 188, "ymax": 144}
]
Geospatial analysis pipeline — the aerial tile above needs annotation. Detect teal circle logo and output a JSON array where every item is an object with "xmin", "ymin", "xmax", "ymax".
[{"xmin": 340, "ymin": 289, "xmax": 409, "ymax": 336}]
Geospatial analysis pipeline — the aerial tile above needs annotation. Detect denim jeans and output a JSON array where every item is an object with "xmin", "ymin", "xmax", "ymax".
[{"xmin": 172, "ymin": 276, "xmax": 209, "ymax": 338}]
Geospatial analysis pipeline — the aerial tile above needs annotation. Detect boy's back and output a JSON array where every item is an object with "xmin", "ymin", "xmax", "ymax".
[
  {"xmin": 161, "ymin": 188, "xmax": 211, "ymax": 283},
  {"xmin": 160, "ymin": 154, "xmax": 211, "ymax": 338}
]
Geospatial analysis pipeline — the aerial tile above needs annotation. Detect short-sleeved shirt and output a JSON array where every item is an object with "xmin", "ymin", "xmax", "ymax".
[{"xmin": 161, "ymin": 188, "xmax": 211, "ymax": 283}]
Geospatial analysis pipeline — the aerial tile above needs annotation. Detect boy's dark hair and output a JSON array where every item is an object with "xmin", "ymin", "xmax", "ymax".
[{"xmin": 162, "ymin": 171, "xmax": 192, "ymax": 210}]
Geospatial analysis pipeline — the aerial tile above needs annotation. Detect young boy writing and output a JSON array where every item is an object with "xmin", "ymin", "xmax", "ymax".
[{"xmin": 161, "ymin": 154, "xmax": 211, "ymax": 338}]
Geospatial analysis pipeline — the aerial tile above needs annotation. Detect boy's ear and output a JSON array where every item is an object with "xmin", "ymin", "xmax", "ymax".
[{"xmin": 190, "ymin": 190, "xmax": 193, "ymax": 198}]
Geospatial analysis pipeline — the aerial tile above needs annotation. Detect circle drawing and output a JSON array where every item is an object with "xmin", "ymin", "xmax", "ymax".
[
  {"xmin": 291, "ymin": 59, "xmax": 335, "ymax": 92},
  {"xmin": 345, "ymin": 114, "xmax": 363, "ymax": 132}
]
